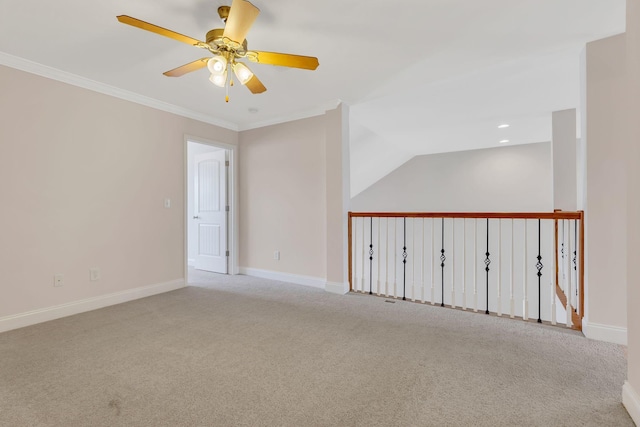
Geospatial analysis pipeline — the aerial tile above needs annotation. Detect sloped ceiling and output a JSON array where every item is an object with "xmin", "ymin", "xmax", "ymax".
[{"xmin": 0, "ymin": 0, "xmax": 627, "ymax": 194}]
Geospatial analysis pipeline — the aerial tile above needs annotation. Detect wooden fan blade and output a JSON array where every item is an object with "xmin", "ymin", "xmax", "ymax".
[
  {"xmin": 163, "ymin": 58, "xmax": 210, "ymax": 77},
  {"xmin": 246, "ymin": 51, "xmax": 319, "ymax": 70},
  {"xmin": 245, "ymin": 74, "xmax": 266, "ymax": 94},
  {"xmin": 222, "ymin": 0, "xmax": 260, "ymax": 44},
  {"xmin": 116, "ymin": 15, "xmax": 206, "ymax": 48}
]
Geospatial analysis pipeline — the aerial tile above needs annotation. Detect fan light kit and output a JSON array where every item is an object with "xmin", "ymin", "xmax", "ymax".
[{"xmin": 117, "ymin": 0, "xmax": 319, "ymax": 102}]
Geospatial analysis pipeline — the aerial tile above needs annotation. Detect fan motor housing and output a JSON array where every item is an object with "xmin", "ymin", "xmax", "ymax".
[{"xmin": 206, "ymin": 28, "xmax": 248, "ymax": 52}]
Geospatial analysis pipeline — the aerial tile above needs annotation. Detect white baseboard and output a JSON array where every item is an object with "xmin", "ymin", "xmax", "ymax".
[
  {"xmin": 623, "ymin": 381, "xmax": 640, "ymax": 425},
  {"xmin": 239, "ymin": 267, "xmax": 325, "ymax": 290},
  {"xmin": 582, "ymin": 320, "xmax": 628, "ymax": 345},
  {"xmin": 326, "ymin": 281, "xmax": 349, "ymax": 295},
  {"xmin": 0, "ymin": 279, "xmax": 185, "ymax": 334}
]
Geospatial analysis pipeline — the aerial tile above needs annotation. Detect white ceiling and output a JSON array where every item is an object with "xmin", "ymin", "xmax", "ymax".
[{"xmin": 0, "ymin": 0, "xmax": 627, "ymax": 193}]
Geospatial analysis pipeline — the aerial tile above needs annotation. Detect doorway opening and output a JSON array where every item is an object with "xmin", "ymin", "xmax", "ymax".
[{"xmin": 186, "ymin": 137, "xmax": 237, "ymax": 283}]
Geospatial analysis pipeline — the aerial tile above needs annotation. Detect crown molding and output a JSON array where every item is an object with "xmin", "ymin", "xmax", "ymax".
[
  {"xmin": 238, "ymin": 99, "xmax": 342, "ymax": 131},
  {"xmin": 0, "ymin": 52, "xmax": 239, "ymax": 131}
]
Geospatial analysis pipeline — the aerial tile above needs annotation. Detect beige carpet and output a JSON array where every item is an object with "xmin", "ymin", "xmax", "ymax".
[{"xmin": 0, "ymin": 269, "xmax": 633, "ymax": 427}]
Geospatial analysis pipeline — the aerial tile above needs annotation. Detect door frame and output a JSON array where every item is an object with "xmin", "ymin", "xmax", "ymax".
[{"xmin": 184, "ymin": 135, "xmax": 239, "ymax": 276}]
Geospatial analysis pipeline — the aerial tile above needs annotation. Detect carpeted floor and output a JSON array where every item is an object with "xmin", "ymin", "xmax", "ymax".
[{"xmin": 0, "ymin": 269, "xmax": 633, "ymax": 426}]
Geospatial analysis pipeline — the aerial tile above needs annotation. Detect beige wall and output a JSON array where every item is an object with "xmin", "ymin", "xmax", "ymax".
[
  {"xmin": 583, "ymin": 34, "xmax": 628, "ymax": 333},
  {"xmin": 350, "ymin": 142, "xmax": 553, "ymax": 212},
  {"xmin": 325, "ymin": 106, "xmax": 348, "ymax": 286},
  {"xmin": 0, "ymin": 65, "xmax": 237, "ymax": 319},
  {"xmin": 239, "ymin": 115, "xmax": 328, "ymax": 279},
  {"xmin": 626, "ymin": 0, "xmax": 640, "ymax": 414},
  {"xmin": 552, "ymin": 109, "xmax": 577, "ymax": 211},
  {"xmin": 238, "ymin": 108, "xmax": 347, "ymax": 287}
]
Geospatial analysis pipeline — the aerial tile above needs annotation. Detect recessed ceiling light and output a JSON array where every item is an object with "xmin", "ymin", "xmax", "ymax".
[
  {"xmin": 498, "ymin": 124, "xmax": 510, "ymax": 129},
  {"xmin": 499, "ymin": 139, "xmax": 509, "ymax": 144}
]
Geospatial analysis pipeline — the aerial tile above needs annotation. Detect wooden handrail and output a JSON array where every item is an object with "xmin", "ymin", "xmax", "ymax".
[{"xmin": 349, "ymin": 211, "xmax": 582, "ymax": 220}]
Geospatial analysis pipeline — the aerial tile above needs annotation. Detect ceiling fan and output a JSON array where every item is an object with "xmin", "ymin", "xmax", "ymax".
[{"xmin": 117, "ymin": 0, "xmax": 319, "ymax": 102}]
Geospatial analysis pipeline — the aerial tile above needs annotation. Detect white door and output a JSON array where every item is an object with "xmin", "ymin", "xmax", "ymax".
[{"xmin": 194, "ymin": 150, "xmax": 227, "ymax": 273}]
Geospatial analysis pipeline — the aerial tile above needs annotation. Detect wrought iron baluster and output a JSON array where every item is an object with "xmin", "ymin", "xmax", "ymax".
[
  {"xmin": 376, "ymin": 218, "xmax": 381, "ymax": 296},
  {"xmin": 573, "ymin": 219, "xmax": 578, "ymax": 306},
  {"xmin": 369, "ymin": 217, "xmax": 373, "ymax": 295},
  {"xmin": 536, "ymin": 219, "xmax": 543, "ymax": 323},
  {"xmin": 485, "ymin": 218, "xmax": 491, "ymax": 314},
  {"xmin": 402, "ymin": 217, "xmax": 407, "ymax": 301},
  {"xmin": 561, "ymin": 219, "xmax": 565, "ymax": 291},
  {"xmin": 440, "ymin": 218, "xmax": 446, "ymax": 307}
]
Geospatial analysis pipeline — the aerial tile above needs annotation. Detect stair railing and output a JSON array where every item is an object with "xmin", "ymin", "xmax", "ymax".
[{"xmin": 348, "ymin": 211, "xmax": 584, "ymax": 330}]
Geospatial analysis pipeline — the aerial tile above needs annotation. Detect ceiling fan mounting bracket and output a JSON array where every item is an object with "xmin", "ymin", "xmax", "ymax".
[{"xmin": 217, "ymin": 6, "xmax": 231, "ymax": 22}]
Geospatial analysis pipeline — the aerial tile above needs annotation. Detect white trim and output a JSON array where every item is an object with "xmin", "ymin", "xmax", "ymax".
[
  {"xmin": 582, "ymin": 320, "xmax": 628, "ymax": 345},
  {"xmin": 0, "ymin": 279, "xmax": 185, "ymax": 334},
  {"xmin": 239, "ymin": 267, "xmax": 325, "ymax": 289},
  {"xmin": 238, "ymin": 99, "xmax": 342, "ymax": 131},
  {"xmin": 326, "ymin": 281, "xmax": 350, "ymax": 295},
  {"xmin": 0, "ymin": 52, "xmax": 341, "ymax": 133},
  {"xmin": 188, "ymin": 258, "xmax": 196, "ymax": 267},
  {"xmin": 623, "ymin": 381, "xmax": 640, "ymax": 425},
  {"xmin": 0, "ymin": 52, "xmax": 237, "ymax": 131}
]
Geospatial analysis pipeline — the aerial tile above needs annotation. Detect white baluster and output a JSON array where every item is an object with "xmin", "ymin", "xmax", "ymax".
[
  {"xmin": 385, "ymin": 218, "xmax": 390, "ymax": 297},
  {"xmin": 571, "ymin": 220, "xmax": 576, "ymax": 309},
  {"xmin": 355, "ymin": 217, "xmax": 360, "ymax": 292},
  {"xmin": 523, "ymin": 220, "xmax": 529, "ymax": 321},
  {"xmin": 451, "ymin": 218, "xmax": 456, "ymax": 309},
  {"xmin": 473, "ymin": 218, "xmax": 478, "ymax": 312},
  {"xmin": 497, "ymin": 219, "xmax": 502, "ymax": 317},
  {"xmin": 393, "ymin": 218, "xmax": 397, "ymax": 298},
  {"xmin": 351, "ymin": 217, "xmax": 356, "ymax": 291},
  {"xmin": 361, "ymin": 217, "xmax": 366, "ymax": 293},
  {"xmin": 462, "ymin": 219, "xmax": 467, "ymax": 311},
  {"xmin": 412, "ymin": 218, "xmax": 416, "ymax": 302},
  {"xmin": 510, "ymin": 219, "xmax": 515, "ymax": 318},
  {"xmin": 431, "ymin": 217, "xmax": 435, "ymax": 305},
  {"xmin": 421, "ymin": 218, "xmax": 426, "ymax": 303}
]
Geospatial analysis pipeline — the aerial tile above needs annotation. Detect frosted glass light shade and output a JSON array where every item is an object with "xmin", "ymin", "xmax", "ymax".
[
  {"xmin": 209, "ymin": 71, "xmax": 227, "ymax": 87},
  {"xmin": 233, "ymin": 62, "xmax": 254, "ymax": 85},
  {"xmin": 207, "ymin": 56, "xmax": 227, "ymax": 74}
]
